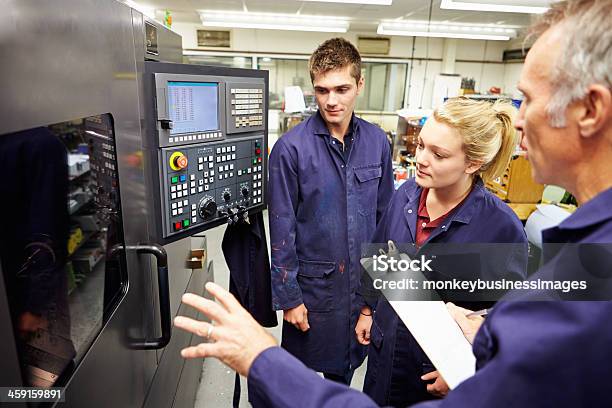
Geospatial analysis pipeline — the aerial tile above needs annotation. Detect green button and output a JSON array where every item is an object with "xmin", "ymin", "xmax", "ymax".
[
  {"xmin": 171, "ymin": 176, "xmax": 178, "ymax": 184},
  {"xmin": 252, "ymin": 159, "xmax": 257, "ymax": 165},
  {"xmin": 183, "ymin": 219, "xmax": 190, "ymax": 227}
]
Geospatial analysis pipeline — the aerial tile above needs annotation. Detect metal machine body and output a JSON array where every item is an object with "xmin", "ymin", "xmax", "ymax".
[{"xmin": 0, "ymin": 1, "xmax": 159, "ymax": 406}]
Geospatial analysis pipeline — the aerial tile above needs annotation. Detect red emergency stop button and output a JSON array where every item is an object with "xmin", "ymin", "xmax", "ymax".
[
  {"xmin": 169, "ymin": 151, "xmax": 188, "ymax": 171},
  {"xmin": 255, "ymin": 148, "xmax": 261, "ymax": 155},
  {"xmin": 174, "ymin": 222, "xmax": 182, "ymax": 231}
]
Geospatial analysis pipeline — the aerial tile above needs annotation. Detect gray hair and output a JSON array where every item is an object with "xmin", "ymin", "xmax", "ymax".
[{"xmin": 529, "ymin": 0, "xmax": 612, "ymax": 128}]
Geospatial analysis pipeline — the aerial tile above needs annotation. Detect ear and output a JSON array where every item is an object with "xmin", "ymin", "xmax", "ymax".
[
  {"xmin": 465, "ymin": 160, "xmax": 483, "ymax": 175},
  {"xmin": 356, "ymin": 76, "xmax": 365, "ymax": 95},
  {"xmin": 577, "ymin": 84, "xmax": 612, "ymax": 138}
]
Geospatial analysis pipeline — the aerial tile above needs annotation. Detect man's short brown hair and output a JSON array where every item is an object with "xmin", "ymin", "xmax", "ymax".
[{"xmin": 308, "ymin": 38, "xmax": 362, "ymax": 84}]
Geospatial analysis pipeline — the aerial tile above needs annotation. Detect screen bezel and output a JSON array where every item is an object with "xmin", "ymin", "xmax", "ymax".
[
  {"xmin": 154, "ymin": 72, "xmax": 228, "ymax": 147},
  {"xmin": 166, "ymin": 81, "xmax": 220, "ymax": 136}
]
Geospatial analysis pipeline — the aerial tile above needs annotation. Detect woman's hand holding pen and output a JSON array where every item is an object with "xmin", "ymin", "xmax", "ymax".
[{"xmin": 446, "ymin": 303, "xmax": 485, "ymax": 345}]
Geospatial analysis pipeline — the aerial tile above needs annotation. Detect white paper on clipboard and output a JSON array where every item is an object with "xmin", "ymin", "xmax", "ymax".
[{"xmin": 389, "ymin": 300, "xmax": 476, "ymax": 389}]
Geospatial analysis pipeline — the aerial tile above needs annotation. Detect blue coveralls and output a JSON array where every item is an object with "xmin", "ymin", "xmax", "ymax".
[
  {"xmin": 268, "ymin": 111, "xmax": 394, "ymax": 376},
  {"xmin": 362, "ymin": 178, "xmax": 528, "ymax": 407},
  {"xmin": 247, "ymin": 186, "xmax": 612, "ymax": 408}
]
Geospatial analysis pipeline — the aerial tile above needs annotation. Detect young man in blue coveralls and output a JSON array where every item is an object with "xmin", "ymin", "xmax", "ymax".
[
  {"xmin": 175, "ymin": 1, "xmax": 612, "ymax": 406},
  {"xmin": 266, "ymin": 37, "xmax": 394, "ymax": 385}
]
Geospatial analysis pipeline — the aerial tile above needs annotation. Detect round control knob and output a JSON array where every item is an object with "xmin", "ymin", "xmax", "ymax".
[
  {"xmin": 169, "ymin": 151, "xmax": 188, "ymax": 171},
  {"xmin": 197, "ymin": 196, "xmax": 217, "ymax": 219},
  {"xmin": 241, "ymin": 186, "xmax": 250, "ymax": 198},
  {"xmin": 223, "ymin": 191, "xmax": 232, "ymax": 203}
]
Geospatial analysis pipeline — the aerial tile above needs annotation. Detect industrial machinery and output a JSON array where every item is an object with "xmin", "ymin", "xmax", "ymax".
[{"xmin": 0, "ymin": 1, "xmax": 267, "ymax": 407}]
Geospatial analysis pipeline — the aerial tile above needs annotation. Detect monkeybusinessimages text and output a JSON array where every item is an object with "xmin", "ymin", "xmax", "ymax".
[{"xmin": 371, "ymin": 254, "xmax": 587, "ymax": 294}]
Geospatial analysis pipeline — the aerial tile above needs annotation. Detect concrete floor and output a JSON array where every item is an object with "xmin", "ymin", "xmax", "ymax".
[{"xmin": 193, "ymin": 210, "xmax": 368, "ymax": 407}]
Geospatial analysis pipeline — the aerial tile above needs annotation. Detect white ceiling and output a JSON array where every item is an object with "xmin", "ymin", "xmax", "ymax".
[{"xmin": 139, "ymin": 0, "xmax": 535, "ymax": 31}]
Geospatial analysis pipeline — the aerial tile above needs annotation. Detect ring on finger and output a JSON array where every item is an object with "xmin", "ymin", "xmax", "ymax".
[{"xmin": 206, "ymin": 324, "xmax": 214, "ymax": 340}]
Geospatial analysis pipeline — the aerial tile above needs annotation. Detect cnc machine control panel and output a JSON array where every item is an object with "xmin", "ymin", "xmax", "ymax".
[
  {"xmin": 149, "ymin": 66, "xmax": 268, "ymax": 240},
  {"xmin": 162, "ymin": 138, "xmax": 264, "ymax": 234}
]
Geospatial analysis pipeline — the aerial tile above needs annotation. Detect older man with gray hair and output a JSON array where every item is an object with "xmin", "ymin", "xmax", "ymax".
[{"xmin": 174, "ymin": 0, "xmax": 612, "ymax": 406}]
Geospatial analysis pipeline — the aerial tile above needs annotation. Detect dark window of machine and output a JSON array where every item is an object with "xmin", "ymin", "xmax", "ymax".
[{"xmin": 0, "ymin": 113, "xmax": 127, "ymax": 388}]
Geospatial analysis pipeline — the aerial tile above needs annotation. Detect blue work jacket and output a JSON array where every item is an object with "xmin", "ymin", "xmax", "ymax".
[
  {"xmin": 268, "ymin": 111, "xmax": 394, "ymax": 375},
  {"xmin": 247, "ymin": 187, "xmax": 612, "ymax": 408},
  {"xmin": 362, "ymin": 178, "xmax": 528, "ymax": 406}
]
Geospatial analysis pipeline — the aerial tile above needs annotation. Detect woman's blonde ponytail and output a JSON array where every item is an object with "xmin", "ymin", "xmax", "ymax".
[{"xmin": 480, "ymin": 100, "xmax": 519, "ymax": 182}]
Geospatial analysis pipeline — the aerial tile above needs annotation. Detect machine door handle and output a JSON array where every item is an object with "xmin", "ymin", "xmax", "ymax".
[
  {"xmin": 110, "ymin": 243, "xmax": 172, "ymax": 350},
  {"xmin": 134, "ymin": 244, "xmax": 171, "ymax": 349}
]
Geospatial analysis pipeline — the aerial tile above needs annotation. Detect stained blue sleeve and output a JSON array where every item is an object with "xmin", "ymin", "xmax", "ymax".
[
  {"xmin": 377, "ymin": 135, "xmax": 395, "ymax": 224},
  {"xmin": 248, "ymin": 347, "xmax": 380, "ymax": 408},
  {"xmin": 268, "ymin": 140, "xmax": 303, "ymax": 310}
]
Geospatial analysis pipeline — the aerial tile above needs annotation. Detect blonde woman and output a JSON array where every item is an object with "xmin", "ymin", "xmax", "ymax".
[{"xmin": 356, "ymin": 97, "xmax": 529, "ymax": 407}]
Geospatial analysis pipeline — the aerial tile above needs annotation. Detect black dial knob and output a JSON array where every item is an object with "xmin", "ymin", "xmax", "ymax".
[
  {"xmin": 223, "ymin": 191, "xmax": 232, "ymax": 203},
  {"xmin": 197, "ymin": 196, "xmax": 217, "ymax": 219},
  {"xmin": 241, "ymin": 186, "xmax": 250, "ymax": 198}
]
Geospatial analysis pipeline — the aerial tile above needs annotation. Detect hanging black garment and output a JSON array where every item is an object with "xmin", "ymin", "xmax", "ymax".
[
  {"xmin": 222, "ymin": 211, "xmax": 277, "ymax": 328},
  {"xmin": 222, "ymin": 211, "xmax": 277, "ymax": 407}
]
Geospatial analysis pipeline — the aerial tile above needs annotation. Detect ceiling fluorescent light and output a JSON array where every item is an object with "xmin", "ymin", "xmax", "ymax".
[
  {"xmin": 301, "ymin": 0, "xmax": 393, "ymax": 5},
  {"xmin": 123, "ymin": 0, "xmax": 157, "ymax": 19},
  {"xmin": 377, "ymin": 21, "xmax": 517, "ymax": 41},
  {"xmin": 377, "ymin": 28, "xmax": 510, "ymax": 41},
  {"xmin": 440, "ymin": 0, "xmax": 550, "ymax": 14},
  {"xmin": 200, "ymin": 11, "xmax": 349, "ymax": 33}
]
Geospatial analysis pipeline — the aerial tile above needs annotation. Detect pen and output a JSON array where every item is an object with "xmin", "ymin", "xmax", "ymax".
[{"xmin": 466, "ymin": 308, "xmax": 490, "ymax": 318}]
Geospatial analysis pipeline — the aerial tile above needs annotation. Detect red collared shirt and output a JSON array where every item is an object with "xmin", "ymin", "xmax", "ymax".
[{"xmin": 415, "ymin": 188, "xmax": 466, "ymax": 247}]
